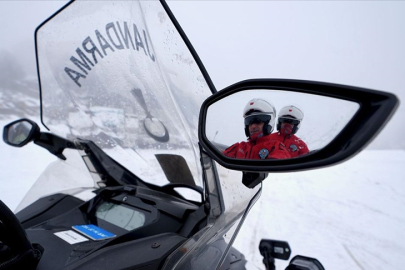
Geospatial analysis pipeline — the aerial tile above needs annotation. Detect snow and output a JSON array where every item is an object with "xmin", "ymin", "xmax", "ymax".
[
  {"xmin": 1, "ymin": 118, "xmax": 404, "ymax": 269},
  {"xmin": 0, "ymin": 120, "xmax": 56, "ymax": 211},
  {"xmin": 234, "ymin": 150, "xmax": 405, "ymax": 270}
]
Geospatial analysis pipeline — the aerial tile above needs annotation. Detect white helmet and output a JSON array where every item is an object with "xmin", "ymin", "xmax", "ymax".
[
  {"xmin": 277, "ymin": 105, "xmax": 304, "ymax": 134},
  {"xmin": 243, "ymin": 98, "xmax": 276, "ymax": 137}
]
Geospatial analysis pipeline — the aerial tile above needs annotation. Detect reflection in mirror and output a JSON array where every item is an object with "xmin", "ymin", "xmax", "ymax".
[
  {"xmin": 144, "ymin": 117, "xmax": 169, "ymax": 142},
  {"xmin": 7, "ymin": 120, "xmax": 33, "ymax": 145},
  {"xmin": 206, "ymin": 90, "xmax": 359, "ymax": 160}
]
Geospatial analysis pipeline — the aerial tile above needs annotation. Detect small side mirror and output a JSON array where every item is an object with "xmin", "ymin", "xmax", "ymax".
[
  {"xmin": 3, "ymin": 119, "xmax": 40, "ymax": 147},
  {"xmin": 3, "ymin": 118, "xmax": 77, "ymax": 160}
]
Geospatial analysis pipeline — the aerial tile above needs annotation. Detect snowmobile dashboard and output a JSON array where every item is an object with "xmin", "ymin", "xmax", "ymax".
[
  {"xmin": 8, "ymin": 184, "xmax": 204, "ymax": 270},
  {"xmin": 84, "ymin": 185, "xmax": 201, "ymax": 236},
  {"xmin": 95, "ymin": 202, "xmax": 147, "ymax": 231}
]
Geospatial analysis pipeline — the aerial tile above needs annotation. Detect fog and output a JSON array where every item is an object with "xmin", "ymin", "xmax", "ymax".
[{"xmin": 1, "ymin": 0, "xmax": 404, "ymax": 149}]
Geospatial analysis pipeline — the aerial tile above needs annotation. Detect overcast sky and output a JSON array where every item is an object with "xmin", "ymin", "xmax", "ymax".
[{"xmin": 1, "ymin": 0, "xmax": 404, "ymax": 149}]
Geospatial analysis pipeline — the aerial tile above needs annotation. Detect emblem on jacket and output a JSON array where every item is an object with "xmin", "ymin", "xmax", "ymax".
[
  {"xmin": 290, "ymin": 144, "xmax": 298, "ymax": 152},
  {"xmin": 259, "ymin": 148, "xmax": 269, "ymax": 159}
]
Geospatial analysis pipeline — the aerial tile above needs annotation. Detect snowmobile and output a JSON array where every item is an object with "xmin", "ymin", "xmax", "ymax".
[{"xmin": 0, "ymin": 1, "xmax": 398, "ymax": 269}]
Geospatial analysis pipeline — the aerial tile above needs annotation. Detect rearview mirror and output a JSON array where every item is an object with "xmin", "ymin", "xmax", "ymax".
[
  {"xmin": 3, "ymin": 119, "xmax": 39, "ymax": 147},
  {"xmin": 206, "ymin": 89, "xmax": 359, "ymax": 159},
  {"xmin": 3, "ymin": 118, "xmax": 77, "ymax": 160},
  {"xmin": 199, "ymin": 79, "xmax": 398, "ymax": 181}
]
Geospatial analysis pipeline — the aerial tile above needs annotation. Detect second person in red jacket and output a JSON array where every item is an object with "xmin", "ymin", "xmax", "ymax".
[{"xmin": 268, "ymin": 105, "xmax": 309, "ymax": 158}]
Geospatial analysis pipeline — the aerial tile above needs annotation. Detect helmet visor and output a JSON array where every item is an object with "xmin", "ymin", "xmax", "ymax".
[
  {"xmin": 244, "ymin": 114, "xmax": 272, "ymax": 126},
  {"xmin": 279, "ymin": 117, "xmax": 300, "ymax": 125}
]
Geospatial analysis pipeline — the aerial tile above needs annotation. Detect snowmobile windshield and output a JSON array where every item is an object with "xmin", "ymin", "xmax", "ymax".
[
  {"xmin": 36, "ymin": 1, "xmax": 212, "ymax": 189},
  {"xmin": 17, "ymin": 2, "xmax": 261, "ymax": 267}
]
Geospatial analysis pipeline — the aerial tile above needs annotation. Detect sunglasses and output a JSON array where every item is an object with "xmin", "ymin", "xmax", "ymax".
[
  {"xmin": 244, "ymin": 114, "xmax": 272, "ymax": 126},
  {"xmin": 279, "ymin": 117, "xmax": 300, "ymax": 125}
]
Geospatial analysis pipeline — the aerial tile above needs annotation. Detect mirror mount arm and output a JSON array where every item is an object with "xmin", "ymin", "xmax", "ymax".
[
  {"xmin": 242, "ymin": 172, "xmax": 268, "ymax": 188},
  {"xmin": 33, "ymin": 132, "xmax": 77, "ymax": 160}
]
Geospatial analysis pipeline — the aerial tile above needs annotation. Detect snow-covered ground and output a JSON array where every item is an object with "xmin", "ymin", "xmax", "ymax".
[
  {"xmin": 234, "ymin": 149, "xmax": 405, "ymax": 270},
  {"xmin": 1, "ymin": 119, "xmax": 404, "ymax": 269}
]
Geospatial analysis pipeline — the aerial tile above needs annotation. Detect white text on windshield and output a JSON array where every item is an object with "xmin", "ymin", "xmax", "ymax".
[{"xmin": 64, "ymin": 21, "xmax": 156, "ymax": 87}]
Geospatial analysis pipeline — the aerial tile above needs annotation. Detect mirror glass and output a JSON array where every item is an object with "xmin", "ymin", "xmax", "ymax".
[
  {"xmin": 6, "ymin": 120, "xmax": 33, "ymax": 146},
  {"xmin": 206, "ymin": 90, "xmax": 359, "ymax": 160}
]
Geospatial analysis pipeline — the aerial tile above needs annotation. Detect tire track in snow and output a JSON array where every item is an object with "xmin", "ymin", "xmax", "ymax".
[{"xmin": 343, "ymin": 244, "xmax": 366, "ymax": 270}]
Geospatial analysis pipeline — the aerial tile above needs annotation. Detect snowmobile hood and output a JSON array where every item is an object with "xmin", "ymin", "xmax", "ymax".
[{"xmin": 35, "ymin": 0, "xmax": 213, "ymax": 188}]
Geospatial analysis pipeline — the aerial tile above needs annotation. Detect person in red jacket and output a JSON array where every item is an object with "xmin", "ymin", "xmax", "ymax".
[
  {"xmin": 223, "ymin": 98, "xmax": 291, "ymax": 160},
  {"xmin": 268, "ymin": 105, "xmax": 309, "ymax": 158}
]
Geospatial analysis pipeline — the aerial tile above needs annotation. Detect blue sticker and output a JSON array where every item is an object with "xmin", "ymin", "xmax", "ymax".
[
  {"xmin": 72, "ymin": 225, "xmax": 116, "ymax": 241},
  {"xmin": 259, "ymin": 148, "xmax": 269, "ymax": 159},
  {"xmin": 290, "ymin": 145, "xmax": 298, "ymax": 152}
]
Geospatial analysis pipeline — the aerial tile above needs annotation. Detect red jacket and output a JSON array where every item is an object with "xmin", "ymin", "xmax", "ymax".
[
  {"xmin": 223, "ymin": 135, "xmax": 291, "ymax": 159},
  {"xmin": 267, "ymin": 132, "xmax": 309, "ymax": 158}
]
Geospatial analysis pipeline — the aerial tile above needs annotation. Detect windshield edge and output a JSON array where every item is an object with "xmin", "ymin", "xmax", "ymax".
[{"xmin": 160, "ymin": 0, "xmax": 216, "ymax": 94}]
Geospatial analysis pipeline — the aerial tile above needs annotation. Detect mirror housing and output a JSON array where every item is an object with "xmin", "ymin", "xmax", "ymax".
[
  {"xmin": 3, "ymin": 118, "xmax": 77, "ymax": 160},
  {"xmin": 199, "ymin": 79, "xmax": 398, "ymax": 177},
  {"xmin": 3, "ymin": 119, "xmax": 40, "ymax": 147}
]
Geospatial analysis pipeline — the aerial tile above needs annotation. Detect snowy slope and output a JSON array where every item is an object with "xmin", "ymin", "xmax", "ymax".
[{"xmin": 234, "ymin": 150, "xmax": 405, "ymax": 270}]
